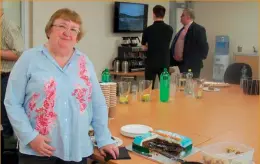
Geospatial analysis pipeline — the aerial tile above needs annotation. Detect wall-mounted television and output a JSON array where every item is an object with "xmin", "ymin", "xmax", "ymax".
[{"xmin": 113, "ymin": 2, "xmax": 148, "ymax": 33}]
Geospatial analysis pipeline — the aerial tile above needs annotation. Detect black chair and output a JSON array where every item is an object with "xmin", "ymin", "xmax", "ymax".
[
  {"xmin": 224, "ymin": 63, "xmax": 252, "ymax": 84},
  {"xmin": 2, "ymin": 134, "xmax": 19, "ymax": 164}
]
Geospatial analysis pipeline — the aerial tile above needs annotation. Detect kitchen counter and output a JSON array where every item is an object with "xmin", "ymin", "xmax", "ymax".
[
  {"xmin": 110, "ymin": 71, "xmax": 145, "ymax": 77},
  {"xmin": 110, "ymin": 68, "xmax": 176, "ymax": 80},
  {"xmin": 110, "ymin": 71, "xmax": 145, "ymax": 80},
  {"xmin": 233, "ymin": 52, "xmax": 258, "ymax": 56}
]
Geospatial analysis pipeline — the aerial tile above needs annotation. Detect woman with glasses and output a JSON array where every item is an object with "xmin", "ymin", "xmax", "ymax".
[{"xmin": 4, "ymin": 8, "xmax": 119, "ymax": 164}]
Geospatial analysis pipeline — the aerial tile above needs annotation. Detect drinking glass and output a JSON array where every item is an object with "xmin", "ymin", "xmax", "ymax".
[
  {"xmin": 170, "ymin": 74, "xmax": 178, "ymax": 98},
  {"xmin": 178, "ymin": 73, "xmax": 186, "ymax": 91},
  {"xmin": 139, "ymin": 80, "xmax": 152, "ymax": 102},
  {"xmin": 118, "ymin": 81, "xmax": 131, "ymax": 104},
  {"xmin": 192, "ymin": 78, "xmax": 205, "ymax": 99},
  {"xmin": 243, "ymin": 78, "xmax": 260, "ymax": 95}
]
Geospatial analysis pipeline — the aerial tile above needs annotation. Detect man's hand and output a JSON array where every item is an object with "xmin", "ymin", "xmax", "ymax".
[
  {"xmin": 141, "ymin": 45, "xmax": 148, "ymax": 51},
  {"xmin": 29, "ymin": 134, "xmax": 56, "ymax": 157},
  {"xmin": 173, "ymin": 55, "xmax": 183, "ymax": 62},
  {"xmin": 1, "ymin": 50, "xmax": 19, "ymax": 61},
  {"xmin": 99, "ymin": 144, "xmax": 119, "ymax": 159}
]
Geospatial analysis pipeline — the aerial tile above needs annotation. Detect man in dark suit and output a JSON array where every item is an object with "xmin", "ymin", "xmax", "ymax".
[
  {"xmin": 142, "ymin": 5, "xmax": 173, "ymax": 89},
  {"xmin": 170, "ymin": 8, "xmax": 209, "ymax": 78}
]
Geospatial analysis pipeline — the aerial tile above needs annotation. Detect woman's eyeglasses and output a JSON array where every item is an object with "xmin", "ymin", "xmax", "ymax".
[{"xmin": 52, "ymin": 24, "xmax": 80, "ymax": 36}]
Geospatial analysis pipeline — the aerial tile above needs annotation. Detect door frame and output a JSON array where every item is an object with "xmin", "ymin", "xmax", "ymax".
[{"xmin": 21, "ymin": 1, "xmax": 30, "ymax": 49}]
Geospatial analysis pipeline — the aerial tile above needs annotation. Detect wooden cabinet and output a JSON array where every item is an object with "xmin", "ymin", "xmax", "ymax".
[{"xmin": 233, "ymin": 53, "xmax": 259, "ymax": 78}]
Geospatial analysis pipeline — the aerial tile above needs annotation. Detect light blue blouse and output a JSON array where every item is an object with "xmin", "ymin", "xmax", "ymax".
[{"xmin": 4, "ymin": 45, "xmax": 114, "ymax": 162}]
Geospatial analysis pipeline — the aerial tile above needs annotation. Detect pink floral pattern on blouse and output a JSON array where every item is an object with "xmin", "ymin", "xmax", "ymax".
[
  {"xmin": 28, "ymin": 93, "xmax": 40, "ymax": 118},
  {"xmin": 28, "ymin": 78, "xmax": 57, "ymax": 135},
  {"xmin": 72, "ymin": 55, "xmax": 92, "ymax": 114},
  {"xmin": 72, "ymin": 85, "xmax": 87, "ymax": 113}
]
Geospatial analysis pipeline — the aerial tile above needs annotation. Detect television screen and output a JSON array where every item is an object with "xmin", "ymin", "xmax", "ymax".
[{"xmin": 114, "ymin": 2, "xmax": 148, "ymax": 33}]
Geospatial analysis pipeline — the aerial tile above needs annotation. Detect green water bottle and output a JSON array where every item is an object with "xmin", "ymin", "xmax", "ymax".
[
  {"xmin": 160, "ymin": 68, "xmax": 170, "ymax": 102},
  {"xmin": 101, "ymin": 68, "xmax": 111, "ymax": 82}
]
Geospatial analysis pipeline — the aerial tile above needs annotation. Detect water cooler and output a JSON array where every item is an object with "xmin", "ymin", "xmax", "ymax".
[{"xmin": 213, "ymin": 36, "xmax": 230, "ymax": 82}]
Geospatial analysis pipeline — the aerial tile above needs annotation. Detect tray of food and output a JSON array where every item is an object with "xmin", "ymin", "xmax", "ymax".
[
  {"xmin": 126, "ymin": 130, "xmax": 200, "ymax": 164},
  {"xmin": 203, "ymin": 86, "xmax": 220, "ymax": 92},
  {"xmin": 201, "ymin": 142, "xmax": 254, "ymax": 164},
  {"xmin": 204, "ymin": 82, "xmax": 230, "ymax": 88}
]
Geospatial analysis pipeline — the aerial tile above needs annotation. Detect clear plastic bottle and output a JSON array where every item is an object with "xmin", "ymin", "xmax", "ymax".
[
  {"xmin": 240, "ymin": 65, "xmax": 248, "ymax": 88},
  {"xmin": 184, "ymin": 69, "xmax": 193, "ymax": 95},
  {"xmin": 215, "ymin": 36, "xmax": 229, "ymax": 55}
]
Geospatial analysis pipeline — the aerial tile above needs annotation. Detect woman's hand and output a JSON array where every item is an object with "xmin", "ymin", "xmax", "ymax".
[
  {"xmin": 99, "ymin": 144, "xmax": 119, "ymax": 159},
  {"xmin": 29, "ymin": 134, "xmax": 56, "ymax": 157}
]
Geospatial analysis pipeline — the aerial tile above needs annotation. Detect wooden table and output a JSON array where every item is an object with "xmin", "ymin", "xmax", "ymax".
[{"xmin": 92, "ymin": 86, "xmax": 260, "ymax": 163}]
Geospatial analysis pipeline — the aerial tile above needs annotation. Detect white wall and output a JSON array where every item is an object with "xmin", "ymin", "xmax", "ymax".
[
  {"xmin": 32, "ymin": 1, "xmax": 169, "ymax": 80},
  {"xmin": 193, "ymin": 1, "xmax": 258, "ymax": 80}
]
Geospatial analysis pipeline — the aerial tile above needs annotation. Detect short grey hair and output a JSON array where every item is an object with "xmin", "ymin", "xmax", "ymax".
[{"xmin": 183, "ymin": 8, "xmax": 195, "ymax": 20}]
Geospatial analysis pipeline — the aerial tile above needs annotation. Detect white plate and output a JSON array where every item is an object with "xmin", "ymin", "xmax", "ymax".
[
  {"xmin": 91, "ymin": 136, "xmax": 123, "ymax": 147},
  {"xmin": 120, "ymin": 131, "xmax": 139, "ymax": 138},
  {"xmin": 203, "ymin": 87, "xmax": 220, "ymax": 92},
  {"xmin": 120, "ymin": 124, "xmax": 153, "ymax": 138}
]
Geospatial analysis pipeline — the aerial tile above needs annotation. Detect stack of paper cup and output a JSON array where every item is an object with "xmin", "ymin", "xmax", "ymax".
[
  {"xmin": 100, "ymin": 83, "xmax": 110, "ymax": 108},
  {"xmin": 100, "ymin": 82, "xmax": 118, "ymax": 118},
  {"xmin": 109, "ymin": 82, "xmax": 117, "ymax": 118},
  {"xmin": 109, "ymin": 82, "xmax": 117, "ymax": 108}
]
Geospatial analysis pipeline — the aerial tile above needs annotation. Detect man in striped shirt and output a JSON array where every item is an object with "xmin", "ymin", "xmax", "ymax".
[{"xmin": 1, "ymin": 11, "xmax": 24, "ymax": 137}]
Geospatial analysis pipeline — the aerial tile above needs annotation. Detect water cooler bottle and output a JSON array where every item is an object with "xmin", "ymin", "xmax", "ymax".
[{"xmin": 213, "ymin": 36, "xmax": 230, "ymax": 81}]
